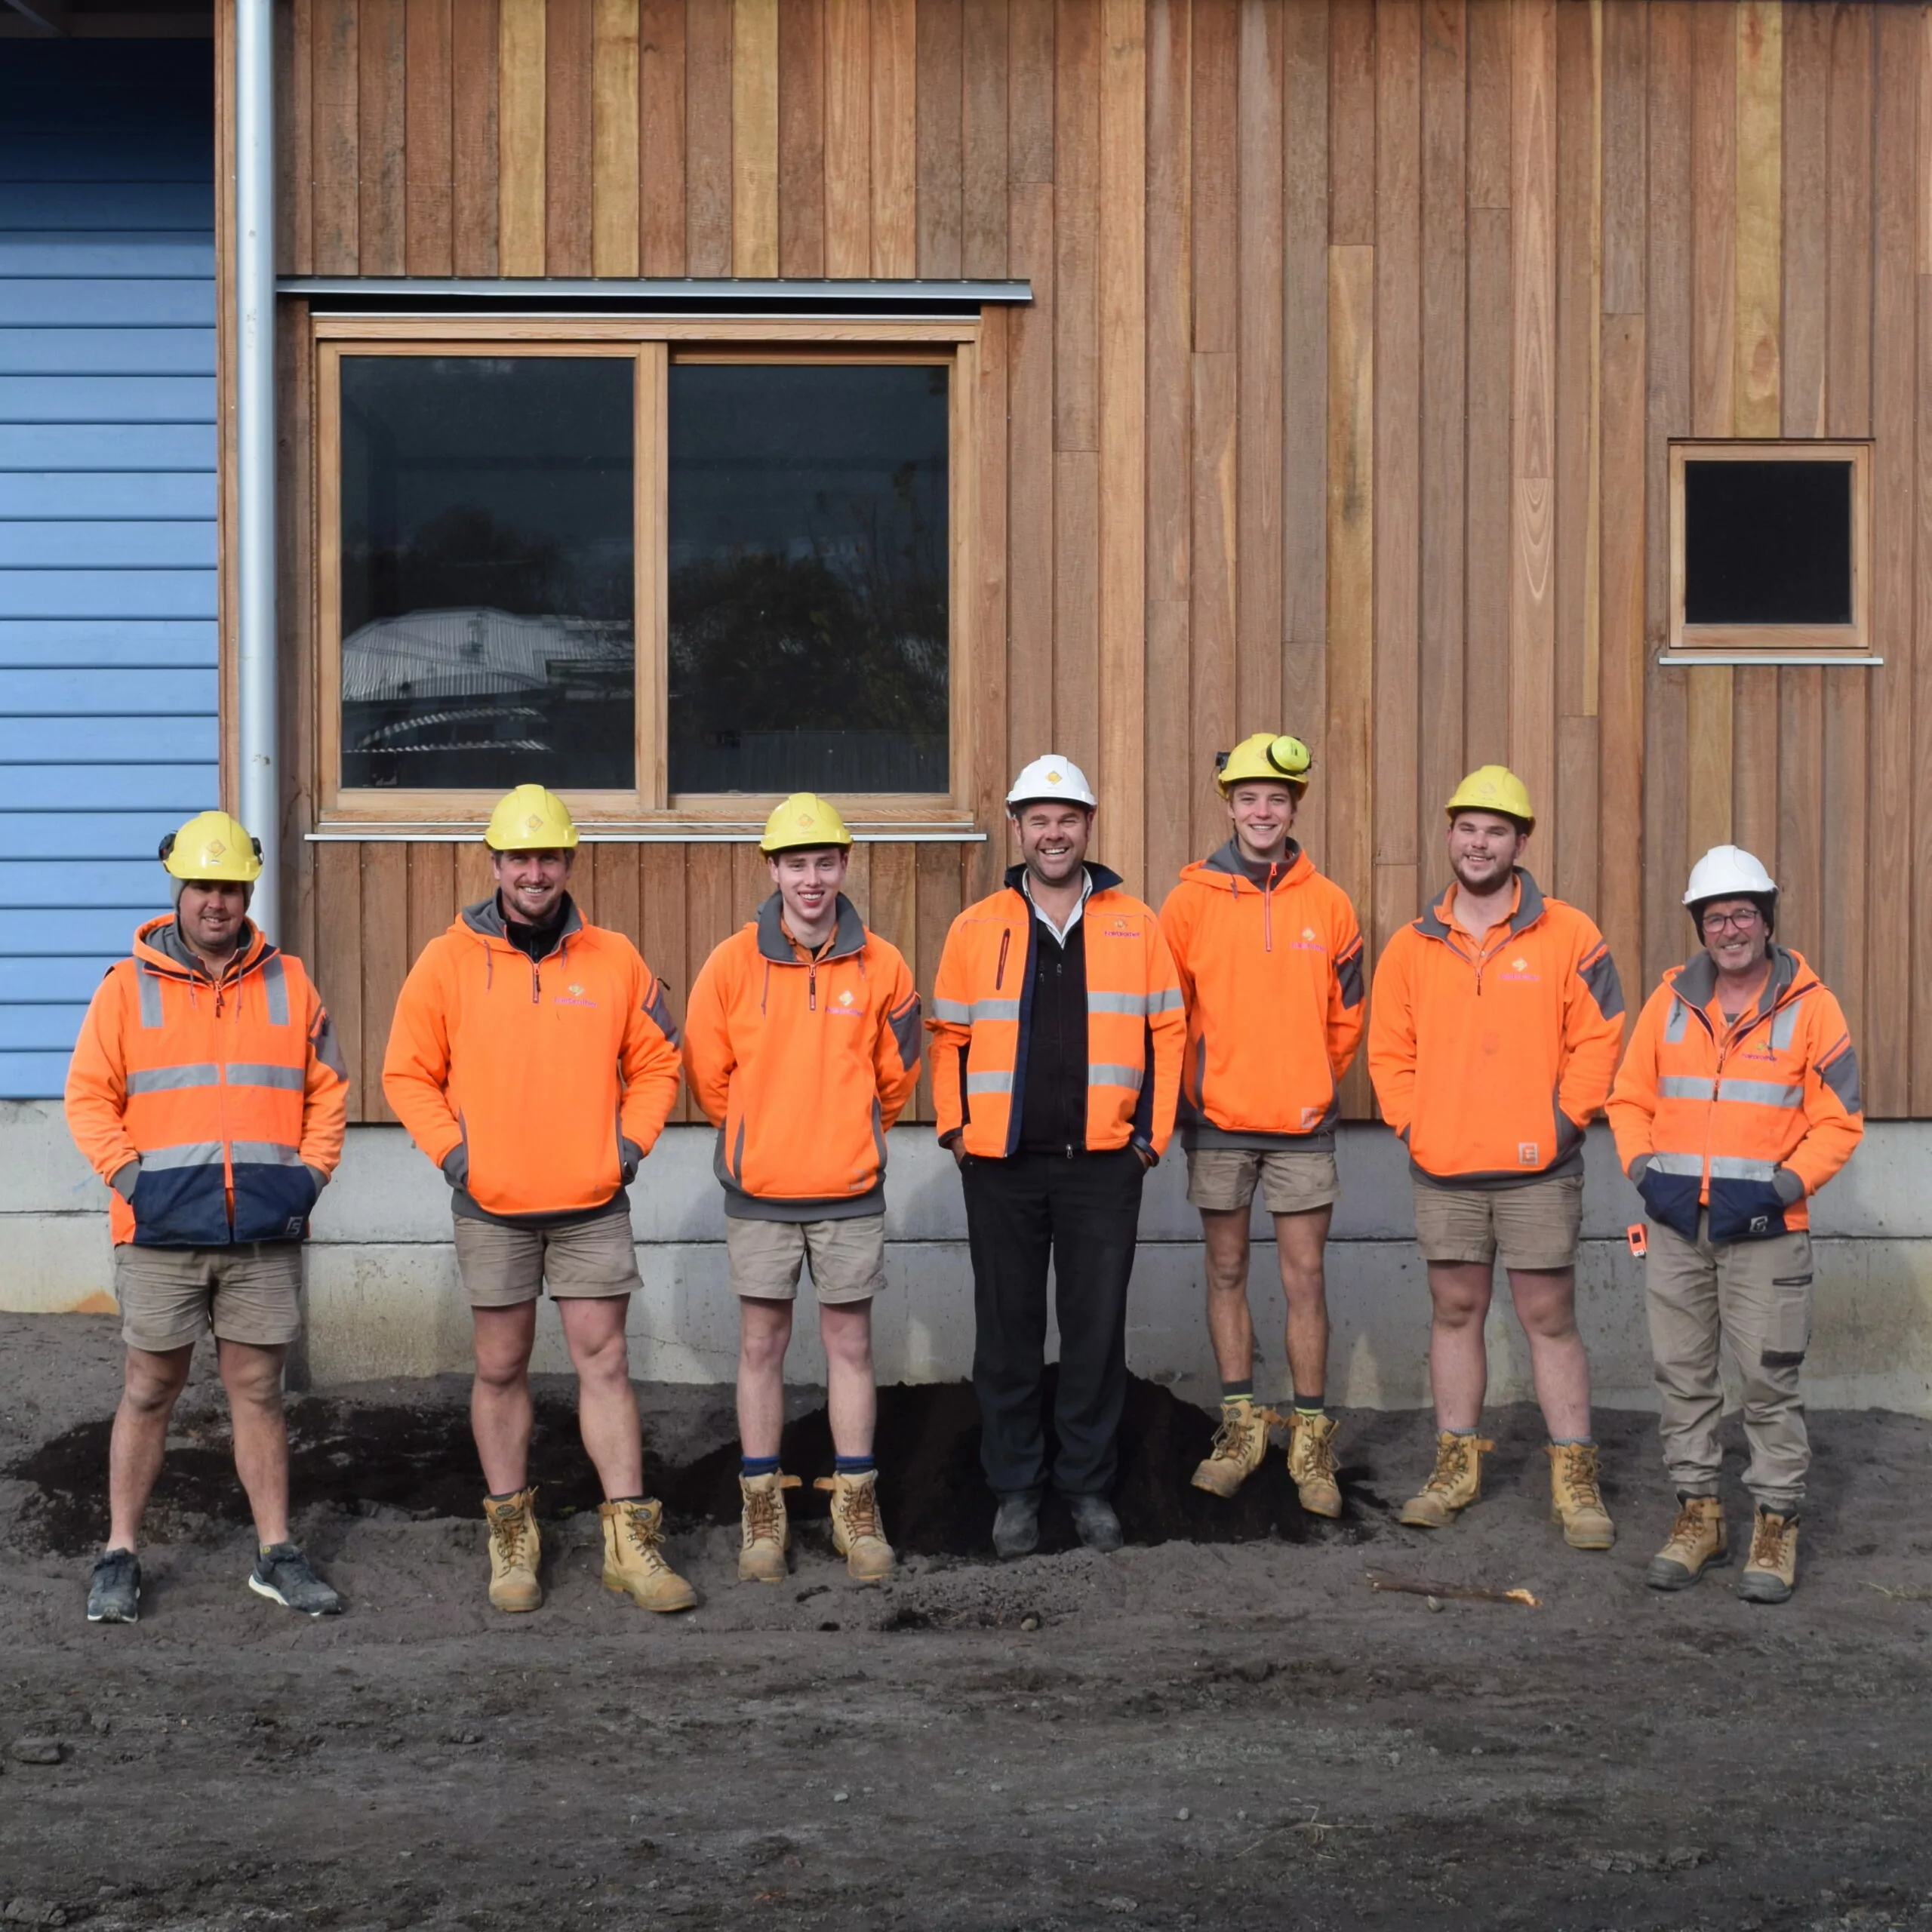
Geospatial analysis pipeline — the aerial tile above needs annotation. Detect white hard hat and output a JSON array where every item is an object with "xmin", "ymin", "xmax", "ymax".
[
  {"xmin": 1007, "ymin": 754, "xmax": 1097, "ymax": 811},
  {"xmin": 1683, "ymin": 844, "xmax": 1778, "ymax": 906}
]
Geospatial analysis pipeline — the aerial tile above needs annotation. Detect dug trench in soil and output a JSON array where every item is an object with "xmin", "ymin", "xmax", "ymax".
[{"xmin": 8, "ymin": 1370, "xmax": 1389, "ymax": 1559}]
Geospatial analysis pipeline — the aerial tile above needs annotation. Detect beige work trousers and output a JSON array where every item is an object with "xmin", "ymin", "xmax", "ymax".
[{"xmin": 1644, "ymin": 1212, "xmax": 1813, "ymax": 1513}]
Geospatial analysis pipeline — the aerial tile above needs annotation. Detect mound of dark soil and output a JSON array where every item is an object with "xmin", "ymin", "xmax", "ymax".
[{"xmin": 11, "ymin": 1374, "xmax": 1388, "ymax": 1560}]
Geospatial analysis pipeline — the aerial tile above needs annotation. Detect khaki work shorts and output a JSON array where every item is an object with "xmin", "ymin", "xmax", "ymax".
[
  {"xmin": 1186, "ymin": 1146, "xmax": 1340, "ymax": 1217},
  {"xmin": 726, "ymin": 1214, "xmax": 887, "ymax": 1305},
  {"xmin": 112, "ymin": 1241, "xmax": 304, "ymax": 1355},
  {"xmin": 1411, "ymin": 1172, "xmax": 1583, "ymax": 1271},
  {"xmin": 453, "ymin": 1209, "xmax": 642, "ymax": 1308}
]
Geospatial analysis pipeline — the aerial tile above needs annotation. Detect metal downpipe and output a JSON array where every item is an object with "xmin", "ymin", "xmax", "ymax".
[{"xmin": 235, "ymin": 0, "xmax": 278, "ymax": 939}]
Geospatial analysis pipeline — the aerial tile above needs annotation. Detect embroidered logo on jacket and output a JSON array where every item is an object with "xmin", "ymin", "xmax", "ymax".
[
  {"xmin": 1518, "ymin": 1142, "xmax": 1540, "ymax": 1165},
  {"xmin": 1499, "ymin": 955, "xmax": 1541, "ymax": 982},
  {"xmin": 553, "ymin": 982, "xmax": 598, "ymax": 1008}
]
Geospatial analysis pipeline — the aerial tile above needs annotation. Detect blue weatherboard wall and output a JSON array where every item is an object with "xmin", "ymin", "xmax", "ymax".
[{"xmin": 0, "ymin": 42, "xmax": 217, "ymax": 1097}]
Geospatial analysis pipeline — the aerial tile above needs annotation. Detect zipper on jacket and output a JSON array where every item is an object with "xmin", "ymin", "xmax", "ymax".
[
  {"xmin": 995, "ymin": 928, "xmax": 1011, "ymax": 991},
  {"xmin": 1263, "ymin": 866, "xmax": 1276, "ymax": 953},
  {"xmin": 808, "ymin": 959, "xmax": 818, "ymax": 1011}
]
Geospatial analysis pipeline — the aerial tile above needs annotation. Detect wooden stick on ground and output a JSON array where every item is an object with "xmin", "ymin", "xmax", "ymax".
[{"xmin": 1364, "ymin": 1570, "xmax": 1542, "ymax": 1608}]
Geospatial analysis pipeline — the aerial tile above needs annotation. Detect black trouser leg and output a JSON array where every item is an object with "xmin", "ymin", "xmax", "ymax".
[
  {"xmin": 963, "ymin": 1153, "xmax": 1055, "ymax": 1496},
  {"xmin": 1047, "ymin": 1149, "xmax": 1145, "ymax": 1497}
]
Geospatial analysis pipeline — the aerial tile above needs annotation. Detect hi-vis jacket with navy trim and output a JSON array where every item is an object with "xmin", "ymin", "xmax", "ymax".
[
  {"xmin": 683, "ymin": 894, "xmax": 921, "ymax": 1221},
  {"xmin": 1367, "ymin": 871, "xmax": 1626, "ymax": 1186},
  {"xmin": 1607, "ymin": 945, "xmax": 1862, "ymax": 1243},
  {"xmin": 65, "ymin": 915, "xmax": 349, "ymax": 1247},
  {"xmin": 383, "ymin": 896, "xmax": 681, "ymax": 1220},
  {"xmin": 928, "ymin": 864, "xmax": 1186, "ymax": 1160},
  {"xmin": 1159, "ymin": 840, "xmax": 1365, "ymax": 1149}
]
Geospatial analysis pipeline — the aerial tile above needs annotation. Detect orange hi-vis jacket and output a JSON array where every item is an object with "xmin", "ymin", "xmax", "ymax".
[
  {"xmin": 1367, "ymin": 870, "xmax": 1626, "ymax": 1186},
  {"xmin": 929, "ymin": 864, "xmax": 1186, "ymax": 1160},
  {"xmin": 1159, "ymin": 840, "xmax": 1365, "ymax": 1148},
  {"xmin": 683, "ymin": 894, "xmax": 921, "ymax": 1220},
  {"xmin": 1607, "ymin": 945, "xmax": 1862, "ymax": 1243},
  {"xmin": 382, "ymin": 895, "xmax": 681, "ymax": 1220},
  {"xmin": 65, "ymin": 915, "xmax": 349, "ymax": 1247}
]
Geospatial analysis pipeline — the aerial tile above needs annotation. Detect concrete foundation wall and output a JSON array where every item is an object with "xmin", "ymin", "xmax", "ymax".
[{"xmin": 6, "ymin": 1100, "xmax": 1930, "ymax": 1414}]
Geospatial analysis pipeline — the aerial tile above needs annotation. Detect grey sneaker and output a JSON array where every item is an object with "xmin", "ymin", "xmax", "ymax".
[
  {"xmin": 87, "ymin": 1548, "xmax": 141, "ymax": 1623},
  {"xmin": 1067, "ymin": 1494, "xmax": 1124, "ymax": 1553},
  {"xmin": 992, "ymin": 1491, "xmax": 1041, "ymax": 1559},
  {"xmin": 248, "ymin": 1543, "xmax": 342, "ymax": 1617}
]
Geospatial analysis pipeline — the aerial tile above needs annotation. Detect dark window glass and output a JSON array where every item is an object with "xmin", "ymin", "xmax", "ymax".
[
  {"xmin": 1682, "ymin": 458, "xmax": 1854, "ymax": 626},
  {"xmin": 667, "ymin": 362, "xmax": 949, "ymax": 795},
  {"xmin": 340, "ymin": 356, "xmax": 635, "ymax": 790}
]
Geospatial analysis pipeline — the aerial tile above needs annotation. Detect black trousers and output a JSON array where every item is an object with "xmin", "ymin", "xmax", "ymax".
[{"xmin": 960, "ymin": 1147, "xmax": 1146, "ymax": 1499}]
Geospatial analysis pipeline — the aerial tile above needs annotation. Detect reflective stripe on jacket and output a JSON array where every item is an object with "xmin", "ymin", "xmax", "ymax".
[
  {"xmin": 1606, "ymin": 945, "xmax": 1862, "ymax": 1242},
  {"xmin": 1159, "ymin": 840, "xmax": 1365, "ymax": 1146},
  {"xmin": 1367, "ymin": 870, "xmax": 1626, "ymax": 1186},
  {"xmin": 928, "ymin": 864, "xmax": 1186, "ymax": 1160},
  {"xmin": 682, "ymin": 894, "xmax": 921, "ymax": 1220},
  {"xmin": 64, "ymin": 915, "xmax": 349, "ymax": 1247},
  {"xmin": 381, "ymin": 895, "xmax": 681, "ymax": 1219}
]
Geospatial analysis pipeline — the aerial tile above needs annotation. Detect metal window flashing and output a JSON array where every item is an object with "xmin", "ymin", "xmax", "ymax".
[
  {"xmin": 304, "ymin": 829, "xmax": 989, "ymax": 844},
  {"xmin": 279, "ymin": 275, "xmax": 1033, "ymax": 315}
]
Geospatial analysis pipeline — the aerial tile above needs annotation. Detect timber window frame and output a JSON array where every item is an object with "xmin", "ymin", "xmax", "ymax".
[
  {"xmin": 1666, "ymin": 440, "xmax": 1874, "ymax": 663},
  {"xmin": 312, "ymin": 315, "xmax": 983, "ymax": 832}
]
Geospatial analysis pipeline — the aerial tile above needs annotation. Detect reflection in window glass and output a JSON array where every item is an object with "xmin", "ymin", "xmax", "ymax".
[
  {"xmin": 667, "ymin": 362, "xmax": 949, "ymax": 795},
  {"xmin": 340, "ymin": 357, "xmax": 635, "ymax": 790}
]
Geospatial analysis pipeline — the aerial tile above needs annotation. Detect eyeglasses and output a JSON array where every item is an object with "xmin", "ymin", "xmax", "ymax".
[{"xmin": 1700, "ymin": 909, "xmax": 1763, "ymax": 934}]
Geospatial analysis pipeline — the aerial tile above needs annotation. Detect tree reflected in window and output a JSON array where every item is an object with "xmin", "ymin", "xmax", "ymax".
[{"xmin": 667, "ymin": 362, "xmax": 949, "ymax": 795}]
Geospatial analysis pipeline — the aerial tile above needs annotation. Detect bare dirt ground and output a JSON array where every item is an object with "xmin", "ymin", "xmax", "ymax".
[{"xmin": 2, "ymin": 1310, "xmax": 1930, "ymax": 1932}]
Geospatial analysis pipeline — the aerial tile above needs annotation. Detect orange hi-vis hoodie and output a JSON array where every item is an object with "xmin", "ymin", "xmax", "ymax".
[
  {"xmin": 683, "ymin": 894, "xmax": 921, "ymax": 1220},
  {"xmin": 929, "ymin": 863, "xmax": 1186, "ymax": 1160},
  {"xmin": 65, "ymin": 915, "xmax": 349, "ymax": 1247},
  {"xmin": 1159, "ymin": 839, "xmax": 1365, "ymax": 1149},
  {"xmin": 1607, "ymin": 944, "xmax": 1862, "ymax": 1244},
  {"xmin": 1367, "ymin": 869, "xmax": 1626, "ymax": 1186},
  {"xmin": 382, "ymin": 895, "xmax": 681, "ymax": 1222}
]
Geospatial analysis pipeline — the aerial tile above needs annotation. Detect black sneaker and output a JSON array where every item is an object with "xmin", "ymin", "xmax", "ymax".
[
  {"xmin": 87, "ymin": 1548, "xmax": 141, "ymax": 1623},
  {"xmin": 1067, "ymin": 1494, "xmax": 1124, "ymax": 1553},
  {"xmin": 248, "ymin": 1544, "xmax": 342, "ymax": 1616}
]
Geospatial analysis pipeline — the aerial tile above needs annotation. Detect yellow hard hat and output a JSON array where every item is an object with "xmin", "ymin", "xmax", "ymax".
[
  {"xmin": 761, "ymin": 792, "xmax": 854, "ymax": 855},
  {"xmin": 485, "ymin": 783, "xmax": 580, "ymax": 851},
  {"xmin": 1444, "ymin": 764, "xmax": 1535, "ymax": 829},
  {"xmin": 160, "ymin": 810, "xmax": 263, "ymax": 883},
  {"xmin": 1216, "ymin": 731, "xmax": 1313, "ymax": 793}
]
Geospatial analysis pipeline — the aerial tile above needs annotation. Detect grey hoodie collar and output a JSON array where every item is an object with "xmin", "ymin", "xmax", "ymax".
[
  {"xmin": 755, "ymin": 891, "xmax": 867, "ymax": 964},
  {"xmin": 150, "ymin": 916, "xmax": 265, "ymax": 984},
  {"xmin": 1417, "ymin": 868, "xmax": 1547, "ymax": 942},
  {"xmin": 1672, "ymin": 942, "xmax": 1799, "ymax": 1021},
  {"xmin": 1201, "ymin": 838, "xmax": 1303, "ymax": 889},
  {"xmin": 462, "ymin": 892, "xmax": 584, "ymax": 948}
]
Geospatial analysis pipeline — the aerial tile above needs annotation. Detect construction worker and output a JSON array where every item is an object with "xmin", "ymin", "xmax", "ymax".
[
  {"xmin": 931, "ymin": 755, "xmax": 1186, "ymax": 1558},
  {"xmin": 1367, "ymin": 766, "xmax": 1626, "ymax": 1550},
  {"xmin": 683, "ymin": 793, "xmax": 921, "ymax": 1587},
  {"xmin": 1160, "ymin": 733, "xmax": 1365, "ymax": 1512},
  {"xmin": 65, "ymin": 811, "xmax": 349, "ymax": 1623},
  {"xmin": 1608, "ymin": 847, "xmax": 1863, "ymax": 1604},
  {"xmin": 383, "ymin": 784, "xmax": 692, "ymax": 1616}
]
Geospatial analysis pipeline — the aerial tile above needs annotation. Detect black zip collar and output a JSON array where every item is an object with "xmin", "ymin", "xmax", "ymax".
[
  {"xmin": 1002, "ymin": 860, "xmax": 1124, "ymax": 897},
  {"xmin": 462, "ymin": 891, "xmax": 584, "ymax": 963}
]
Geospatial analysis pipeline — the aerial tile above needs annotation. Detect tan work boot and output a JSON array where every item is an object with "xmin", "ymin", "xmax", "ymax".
[
  {"xmin": 1546, "ymin": 1441, "xmax": 1615, "ymax": 1550},
  {"xmin": 737, "ymin": 1470, "xmax": 796, "ymax": 1584},
  {"xmin": 1191, "ymin": 1398, "xmax": 1279, "ymax": 1499},
  {"xmin": 1398, "ymin": 1432, "xmax": 1494, "ymax": 1529},
  {"xmin": 1737, "ymin": 1507, "xmax": 1799, "ymax": 1604},
  {"xmin": 1287, "ymin": 1411, "xmax": 1343, "ymax": 1518},
  {"xmin": 483, "ymin": 1487, "xmax": 543, "ymax": 1614},
  {"xmin": 599, "ymin": 1499, "xmax": 697, "ymax": 1614},
  {"xmin": 818, "ymin": 1469, "xmax": 897, "ymax": 1583},
  {"xmin": 1646, "ymin": 1493, "xmax": 1727, "ymax": 1591}
]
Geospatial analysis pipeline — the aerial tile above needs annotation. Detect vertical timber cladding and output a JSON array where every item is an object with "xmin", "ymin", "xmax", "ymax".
[{"xmin": 272, "ymin": 0, "xmax": 1932, "ymax": 1125}]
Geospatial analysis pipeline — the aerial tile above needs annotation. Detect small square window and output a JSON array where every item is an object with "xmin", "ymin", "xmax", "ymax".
[{"xmin": 1668, "ymin": 441, "xmax": 1872, "ymax": 662}]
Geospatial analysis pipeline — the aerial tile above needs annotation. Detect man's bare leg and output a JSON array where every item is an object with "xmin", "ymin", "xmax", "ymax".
[
  {"xmin": 217, "ymin": 1338, "xmax": 291, "ymax": 1545},
  {"xmin": 736, "ymin": 1297, "xmax": 795, "ymax": 1460},
  {"xmin": 820, "ymin": 1300, "xmax": 878, "ymax": 1460},
  {"xmin": 1199, "ymin": 1209, "xmax": 1257, "ymax": 1384},
  {"xmin": 471, "ymin": 1302, "xmax": 539, "ymax": 1494},
  {"xmin": 1506, "ymin": 1267, "xmax": 1592, "ymax": 1443},
  {"xmin": 1275, "ymin": 1207, "xmax": 1334, "ymax": 1401},
  {"xmin": 1425, "ymin": 1261, "xmax": 1497, "ymax": 1430},
  {"xmin": 558, "ymin": 1294, "xmax": 643, "ymax": 1498},
  {"xmin": 107, "ymin": 1344, "xmax": 194, "ymax": 1552}
]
